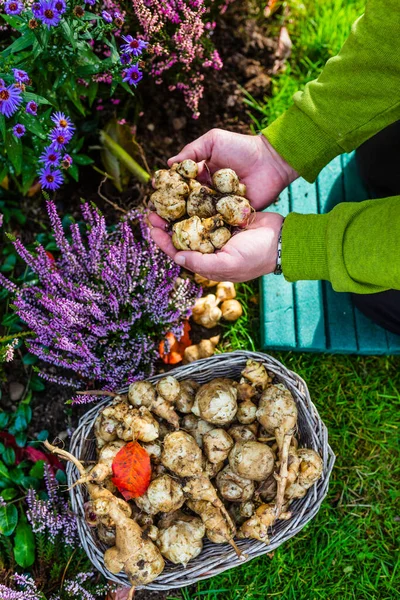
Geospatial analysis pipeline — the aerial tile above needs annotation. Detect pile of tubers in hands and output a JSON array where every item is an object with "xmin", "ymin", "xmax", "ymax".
[
  {"xmin": 45, "ymin": 360, "xmax": 323, "ymax": 591},
  {"xmin": 151, "ymin": 160, "xmax": 253, "ymax": 253}
]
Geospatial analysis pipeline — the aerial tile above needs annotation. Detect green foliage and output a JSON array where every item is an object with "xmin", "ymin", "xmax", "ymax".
[
  {"xmin": 245, "ymin": 0, "xmax": 366, "ymax": 129},
  {"xmin": 13, "ymin": 512, "xmax": 35, "ymax": 567}
]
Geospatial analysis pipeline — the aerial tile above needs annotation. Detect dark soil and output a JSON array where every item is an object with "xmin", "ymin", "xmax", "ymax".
[{"xmin": 0, "ymin": 5, "xmax": 285, "ymax": 599}]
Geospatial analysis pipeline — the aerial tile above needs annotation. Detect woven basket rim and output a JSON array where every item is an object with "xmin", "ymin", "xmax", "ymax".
[{"xmin": 67, "ymin": 350, "xmax": 336, "ymax": 590}]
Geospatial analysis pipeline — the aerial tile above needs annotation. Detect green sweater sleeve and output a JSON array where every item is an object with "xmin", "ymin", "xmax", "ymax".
[
  {"xmin": 282, "ymin": 197, "xmax": 400, "ymax": 293},
  {"xmin": 262, "ymin": 0, "xmax": 400, "ymax": 182}
]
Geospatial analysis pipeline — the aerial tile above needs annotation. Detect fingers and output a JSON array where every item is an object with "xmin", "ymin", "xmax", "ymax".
[
  {"xmin": 147, "ymin": 212, "xmax": 168, "ymax": 229},
  {"xmin": 168, "ymin": 130, "xmax": 215, "ymax": 166},
  {"xmin": 150, "ymin": 227, "xmax": 177, "ymax": 260}
]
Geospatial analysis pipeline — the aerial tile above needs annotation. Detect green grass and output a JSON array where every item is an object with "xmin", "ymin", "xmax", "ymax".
[
  {"xmin": 168, "ymin": 352, "xmax": 400, "ymax": 600},
  {"xmin": 166, "ymin": 1, "xmax": 399, "ymax": 598},
  {"xmin": 244, "ymin": 0, "xmax": 366, "ymax": 129}
]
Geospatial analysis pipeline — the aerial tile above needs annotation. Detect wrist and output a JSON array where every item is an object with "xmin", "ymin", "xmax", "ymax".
[
  {"xmin": 264, "ymin": 213, "xmax": 285, "ymax": 275},
  {"xmin": 259, "ymin": 133, "xmax": 299, "ymax": 188}
]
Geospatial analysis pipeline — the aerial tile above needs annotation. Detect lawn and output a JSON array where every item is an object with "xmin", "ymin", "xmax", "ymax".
[{"xmin": 183, "ymin": 1, "xmax": 400, "ymax": 598}]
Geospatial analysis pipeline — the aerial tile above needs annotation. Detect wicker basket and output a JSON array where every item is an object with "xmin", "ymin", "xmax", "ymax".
[{"xmin": 67, "ymin": 350, "xmax": 335, "ymax": 591}]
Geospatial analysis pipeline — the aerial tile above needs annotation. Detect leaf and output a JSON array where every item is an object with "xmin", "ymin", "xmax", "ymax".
[
  {"xmin": 0, "ymin": 412, "xmax": 9, "ymax": 429},
  {"xmin": 1, "ymin": 30, "xmax": 35, "ymax": 58},
  {"xmin": 29, "ymin": 460, "xmax": 44, "ymax": 479},
  {"xmin": 7, "ymin": 137, "xmax": 22, "ymax": 176},
  {"xmin": 13, "ymin": 516, "xmax": 35, "ymax": 567},
  {"xmin": 29, "ymin": 375, "xmax": 45, "ymax": 392},
  {"xmin": 0, "ymin": 14, "xmax": 24, "ymax": 28},
  {"xmin": 23, "ymin": 92, "xmax": 52, "ymax": 106},
  {"xmin": 0, "ymin": 487, "xmax": 18, "ymax": 501},
  {"xmin": 0, "ymin": 503, "xmax": 18, "ymax": 536},
  {"xmin": 0, "ymin": 115, "xmax": 5, "ymax": 141},
  {"xmin": 111, "ymin": 441, "xmax": 151, "ymax": 499},
  {"xmin": 72, "ymin": 154, "xmax": 94, "ymax": 166},
  {"xmin": 14, "ymin": 432, "xmax": 27, "ymax": 448},
  {"xmin": 0, "ymin": 459, "xmax": 11, "ymax": 481},
  {"xmin": 2, "ymin": 447, "xmax": 16, "ymax": 466}
]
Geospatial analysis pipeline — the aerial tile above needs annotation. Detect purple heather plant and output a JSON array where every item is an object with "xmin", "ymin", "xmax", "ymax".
[
  {"xmin": 0, "ymin": 201, "xmax": 200, "ymax": 397},
  {"xmin": 26, "ymin": 465, "xmax": 78, "ymax": 546}
]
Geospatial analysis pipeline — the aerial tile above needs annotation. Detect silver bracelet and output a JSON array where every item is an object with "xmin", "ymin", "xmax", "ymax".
[{"xmin": 274, "ymin": 222, "xmax": 284, "ymax": 275}]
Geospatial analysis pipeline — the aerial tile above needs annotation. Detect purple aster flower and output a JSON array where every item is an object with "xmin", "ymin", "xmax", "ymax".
[
  {"xmin": 13, "ymin": 123, "xmax": 26, "ymax": 138},
  {"xmin": 26, "ymin": 100, "xmax": 38, "ymax": 115},
  {"xmin": 120, "ymin": 52, "xmax": 131, "ymax": 66},
  {"xmin": 0, "ymin": 79, "xmax": 5, "ymax": 89},
  {"xmin": 51, "ymin": 111, "xmax": 75, "ymax": 133},
  {"xmin": 62, "ymin": 154, "xmax": 73, "ymax": 168},
  {"xmin": 122, "ymin": 64, "xmax": 143, "ymax": 86},
  {"xmin": 40, "ymin": 1, "xmax": 62, "ymax": 28},
  {"xmin": 101, "ymin": 10, "xmax": 112, "ymax": 23},
  {"xmin": 32, "ymin": 2, "xmax": 42, "ymax": 18},
  {"xmin": 84, "ymin": 0, "xmax": 96, "ymax": 4},
  {"xmin": 48, "ymin": 127, "xmax": 73, "ymax": 150},
  {"xmin": 39, "ymin": 146, "xmax": 61, "ymax": 167},
  {"xmin": 13, "ymin": 68, "xmax": 30, "ymax": 84},
  {"xmin": 39, "ymin": 167, "xmax": 63, "ymax": 191},
  {"xmin": 53, "ymin": 0, "xmax": 67, "ymax": 14},
  {"xmin": 121, "ymin": 35, "xmax": 148, "ymax": 56},
  {"xmin": 4, "ymin": 0, "xmax": 24, "ymax": 15},
  {"xmin": 0, "ymin": 84, "xmax": 23, "ymax": 118}
]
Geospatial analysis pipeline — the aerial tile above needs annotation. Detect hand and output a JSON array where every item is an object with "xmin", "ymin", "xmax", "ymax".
[
  {"xmin": 148, "ymin": 211, "xmax": 284, "ymax": 282},
  {"xmin": 168, "ymin": 128, "xmax": 298, "ymax": 210}
]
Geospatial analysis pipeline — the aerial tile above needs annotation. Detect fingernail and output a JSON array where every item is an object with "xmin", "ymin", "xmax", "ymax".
[{"xmin": 175, "ymin": 255, "xmax": 186, "ymax": 266}]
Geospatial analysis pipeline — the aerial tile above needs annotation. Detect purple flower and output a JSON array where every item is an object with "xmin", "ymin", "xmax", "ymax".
[
  {"xmin": 40, "ymin": 146, "xmax": 61, "ymax": 167},
  {"xmin": 0, "ymin": 79, "xmax": 5, "ymax": 89},
  {"xmin": 13, "ymin": 68, "xmax": 30, "ymax": 84},
  {"xmin": 48, "ymin": 127, "xmax": 73, "ymax": 149},
  {"xmin": 62, "ymin": 153, "xmax": 73, "ymax": 168},
  {"xmin": 53, "ymin": 0, "xmax": 67, "ymax": 14},
  {"xmin": 121, "ymin": 35, "xmax": 148, "ymax": 56},
  {"xmin": 101, "ymin": 10, "xmax": 112, "ymax": 23},
  {"xmin": 4, "ymin": 0, "xmax": 24, "ymax": 15},
  {"xmin": 39, "ymin": 0, "xmax": 62, "ymax": 27},
  {"xmin": 0, "ymin": 201, "xmax": 200, "ymax": 392},
  {"xmin": 26, "ymin": 100, "xmax": 38, "ymax": 115},
  {"xmin": 51, "ymin": 111, "xmax": 75, "ymax": 133},
  {"xmin": 12, "ymin": 123, "xmax": 26, "ymax": 138},
  {"xmin": 39, "ymin": 167, "xmax": 64, "ymax": 190},
  {"xmin": 32, "ymin": 2, "xmax": 42, "ymax": 18},
  {"xmin": 120, "ymin": 52, "xmax": 131, "ymax": 65},
  {"xmin": 84, "ymin": 0, "xmax": 96, "ymax": 4},
  {"xmin": 0, "ymin": 84, "xmax": 23, "ymax": 118},
  {"xmin": 122, "ymin": 64, "xmax": 143, "ymax": 86}
]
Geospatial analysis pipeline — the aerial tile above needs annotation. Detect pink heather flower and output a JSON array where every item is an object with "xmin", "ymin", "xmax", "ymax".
[
  {"xmin": 39, "ymin": 166, "xmax": 64, "ymax": 190},
  {"xmin": 4, "ymin": 0, "xmax": 24, "ymax": 15},
  {"xmin": 0, "ymin": 84, "xmax": 23, "ymax": 117},
  {"xmin": 121, "ymin": 35, "xmax": 148, "ymax": 56},
  {"xmin": 123, "ymin": 64, "xmax": 143, "ymax": 86},
  {"xmin": 12, "ymin": 123, "xmax": 26, "ymax": 138},
  {"xmin": 26, "ymin": 100, "xmax": 38, "ymax": 115},
  {"xmin": 13, "ymin": 68, "xmax": 30, "ymax": 84},
  {"xmin": 4, "ymin": 338, "xmax": 18, "ymax": 362}
]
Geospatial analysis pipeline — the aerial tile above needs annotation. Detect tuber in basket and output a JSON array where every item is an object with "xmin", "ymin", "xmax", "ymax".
[{"xmin": 67, "ymin": 350, "xmax": 335, "ymax": 591}]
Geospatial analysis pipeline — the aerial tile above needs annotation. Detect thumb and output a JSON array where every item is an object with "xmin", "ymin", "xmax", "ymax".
[
  {"xmin": 174, "ymin": 250, "xmax": 235, "ymax": 280},
  {"xmin": 168, "ymin": 130, "xmax": 215, "ymax": 166}
]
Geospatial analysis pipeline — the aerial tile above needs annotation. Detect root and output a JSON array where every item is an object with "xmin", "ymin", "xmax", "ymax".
[
  {"xmin": 44, "ymin": 440, "xmax": 86, "ymax": 478},
  {"xmin": 128, "ymin": 586, "xmax": 135, "ymax": 600},
  {"xmin": 274, "ymin": 433, "xmax": 292, "ymax": 517},
  {"xmin": 229, "ymin": 538, "xmax": 247, "ymax": 560}
]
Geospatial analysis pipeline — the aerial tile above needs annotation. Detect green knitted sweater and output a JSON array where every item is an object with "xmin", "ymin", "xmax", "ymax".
[{"xmin": 262, "ymin": 0, "xmax": 400, "ymax": 293}]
